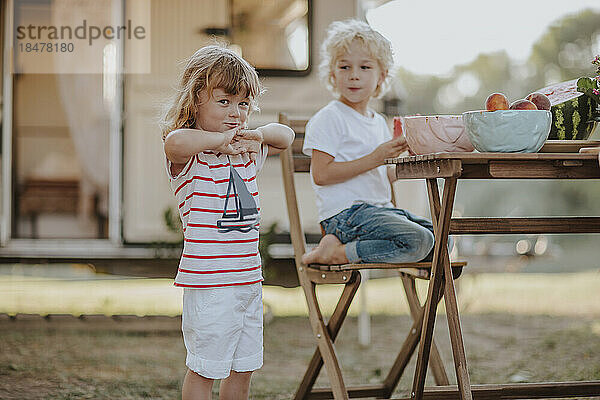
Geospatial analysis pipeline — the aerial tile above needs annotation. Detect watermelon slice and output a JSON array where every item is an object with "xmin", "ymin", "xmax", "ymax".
[
  {"xmin": 536, "ymin": 79, "xmax": 599, "ymax": 140},
  {"xmin": 537, "ymin": 79, "xmax": 583, "ymax": 105}
]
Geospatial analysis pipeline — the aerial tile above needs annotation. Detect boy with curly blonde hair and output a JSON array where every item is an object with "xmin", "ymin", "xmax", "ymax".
[{"xmin": 302, "ymin": 19, "xmax": 437, "ymax": 266}]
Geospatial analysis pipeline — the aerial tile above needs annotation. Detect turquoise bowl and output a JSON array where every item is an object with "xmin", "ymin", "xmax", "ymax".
[{"xmin": 462, "ymin": 110, "xmax": 552, "ymax": 153}]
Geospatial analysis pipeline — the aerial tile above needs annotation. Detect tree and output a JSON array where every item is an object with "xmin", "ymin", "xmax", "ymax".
[{"xmin": 529, "ymin": 9, "xmax": 600, "ymax": 87}]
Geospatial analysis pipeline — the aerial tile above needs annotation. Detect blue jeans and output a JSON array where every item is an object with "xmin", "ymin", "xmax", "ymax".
[{"xmin": 320, "ymin": 203, "xmax": 441, "ymax": 264}]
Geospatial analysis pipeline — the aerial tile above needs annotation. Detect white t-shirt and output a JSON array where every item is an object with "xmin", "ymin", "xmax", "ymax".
[{"xmin": 303, "ymin": 100, "xmax": 394, "ymax": 222}]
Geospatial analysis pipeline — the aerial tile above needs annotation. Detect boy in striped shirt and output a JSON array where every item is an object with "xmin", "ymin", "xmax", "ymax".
[{"xmin": 161, "ymin": 45, "xmax": 294, "ymax": 400}]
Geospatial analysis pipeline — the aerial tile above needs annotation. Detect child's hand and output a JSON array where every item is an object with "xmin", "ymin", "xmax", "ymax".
[
  {"xmin": 231, "ymin": 129, "xmax": 264, "ymax": 162},
  {"xmin": 236, "ymin": 129, "xmax": 263, "ymax": 143},
  {"xmin": 215, "ymin": 128, "xmax": 242, "ymax": 155},
  {"xmin": 374, "ymin": 136, "xmax": 409, "ymax": 164},
  {"xmin": 231, "ymin": 139, "xmax": 261, "ymax": 162}
]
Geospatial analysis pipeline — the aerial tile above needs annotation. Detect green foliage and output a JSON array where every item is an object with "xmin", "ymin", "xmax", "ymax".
[
  {"xmin": 395, "ymin": 68, "xmax": 450, "ymax": 115},
  {"xmin": 162, "ymin": 207, "xmax": 183, "ymax": 245},
  {"xmin": 529, "ymin": 10, "xmax": 600, "ymax": 83},
  {"xmin": 259, "ymin": 222, "xmax": 278, "ymax": 280},
  {"xmin": 577, "ymin": 76, "xmax": 600, "ymax": 104},
  {"xmin": 398, "ymin": 50, "xmax": 521, "ymax": 115}
]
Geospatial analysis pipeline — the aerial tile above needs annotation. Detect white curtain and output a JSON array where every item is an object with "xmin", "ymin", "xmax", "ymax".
[{"xmin": 52, "ymin": 0, "xmax": 114, "ymax": 219}]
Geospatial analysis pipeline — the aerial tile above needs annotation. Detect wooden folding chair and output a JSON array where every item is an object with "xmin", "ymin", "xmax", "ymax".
[{"xmin": 278, "ymin": 113, "xmax": 467, "ymax": 399}]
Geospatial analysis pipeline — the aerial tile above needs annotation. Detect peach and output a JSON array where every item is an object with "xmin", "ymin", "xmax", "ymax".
[
  {"xmin": 525, "ymin": 92, "xmax": 551, "ymax": 110},
  {"xmin": 509, "ymin": 99, "xmax": 537, "ymax": 110},
  {"xmin": 485, "ymin": 93, "xmax": 509, "ymax": 111}
]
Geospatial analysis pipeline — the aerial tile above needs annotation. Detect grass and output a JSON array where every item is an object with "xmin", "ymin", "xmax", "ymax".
[
  {"xmin": 1, "ymin": 270, "xmax": 600, "ymax": 317},
  {"xmin": 1, "ymin": 314, "xmax": 599, "ymax": 399},
  {"xmin": 1, "ymin": 267, "xmax": 600, "ymax": 398}
]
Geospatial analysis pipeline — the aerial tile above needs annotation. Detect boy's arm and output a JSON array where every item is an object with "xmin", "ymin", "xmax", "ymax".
[
  {"xmin": 311, "ymin": 137, "xmax": 408, "ymax": 186},
  {"xmin": 164, "ymin": 128, "xmax": 237, "ymax": 165}
]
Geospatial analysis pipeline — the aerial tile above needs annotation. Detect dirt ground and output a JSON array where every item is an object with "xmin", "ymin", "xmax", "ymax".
[{"xmin": 1, "ymin": 313, "xmax": 599, "ymax": 400}]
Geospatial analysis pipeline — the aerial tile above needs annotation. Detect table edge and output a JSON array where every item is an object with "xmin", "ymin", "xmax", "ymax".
[{"xmin": 386, "ymin": 152, "xmax": 600, "ymax": 164}]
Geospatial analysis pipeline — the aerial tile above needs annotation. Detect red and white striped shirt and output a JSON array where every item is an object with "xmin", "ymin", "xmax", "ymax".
[{"xmin": 166, "ymin": 146, "xmax": 268, "ymax": 288}]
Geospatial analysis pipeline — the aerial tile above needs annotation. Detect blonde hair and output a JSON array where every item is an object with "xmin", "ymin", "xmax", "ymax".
[
  {"xmin": 160, "ymin": 45, "xmax": 264, "ymax": 140},
  {"xmin": 319, "ymin": 19, "xmax": 394, "ymax": 99}
]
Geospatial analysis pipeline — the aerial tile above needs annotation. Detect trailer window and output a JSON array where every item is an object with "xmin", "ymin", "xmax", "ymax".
[{"xmin": 229, "ymin": 0, "xmax": 311, "ymax": 76}]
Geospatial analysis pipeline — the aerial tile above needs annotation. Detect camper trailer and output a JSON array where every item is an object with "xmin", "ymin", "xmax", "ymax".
[{"xmin": 0, "ymin": 0, "xmax": 419, "ymax": 275}]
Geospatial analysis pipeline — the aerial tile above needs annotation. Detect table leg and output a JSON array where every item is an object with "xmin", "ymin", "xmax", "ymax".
[
  {"xmin": 412, "ymin": 177, "xmax": 473, "ymax": 400},
  {"xmin": 400, "ymin": 274, "xmax": 449, "ymax": 386},
  {"xmin": 411, "ymin": 178, "xmax": 452, "ymax": 398},
  {"xmin": 439, "ymin": 185, "xmax": 472, "ymax": 399},
  {"xmin": 442, "ymin": 256, "xmax": 472, "ymax": 399}
]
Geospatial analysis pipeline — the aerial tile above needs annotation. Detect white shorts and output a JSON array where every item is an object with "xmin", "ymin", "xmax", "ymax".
[{"xmin": 182, "ymin": 283, "xmax": 263, "ymax": 379}]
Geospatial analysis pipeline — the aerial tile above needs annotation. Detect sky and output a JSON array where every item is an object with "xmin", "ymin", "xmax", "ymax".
[{"xmin": 366, "ymin": 0, "xmax": 600, "ymax": 76}]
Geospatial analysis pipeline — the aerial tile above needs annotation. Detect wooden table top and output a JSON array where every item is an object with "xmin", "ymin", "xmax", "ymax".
[
  {"xmin": 386, "ymin": 152, "xmax": 600, "ymax": 164},
  {"xmin": 386, "ymin": 152, "xmax": 600, "ymax": 180}
]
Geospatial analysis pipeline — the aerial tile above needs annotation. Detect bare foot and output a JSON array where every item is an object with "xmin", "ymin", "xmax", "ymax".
[{"xmin": 301, "ymin": 234, "xmax": 349, "ymax": 265}]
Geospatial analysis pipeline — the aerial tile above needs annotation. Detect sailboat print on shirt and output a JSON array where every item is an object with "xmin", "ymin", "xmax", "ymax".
[{"xmin": 217, "ymin": 161, "xmax": 260, "ymax": 233}]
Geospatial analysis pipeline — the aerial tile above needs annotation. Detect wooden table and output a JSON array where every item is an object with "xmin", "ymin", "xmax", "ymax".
[{"xmin": 387, "ymin": 152, "xmax": 600, "ymax": 400}]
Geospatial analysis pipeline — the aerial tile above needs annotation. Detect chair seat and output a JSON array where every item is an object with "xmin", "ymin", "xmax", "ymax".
[
  {"xmin": 309, "ymin": 261, "xmax": 466, "ymax": 271},
  {"xmin": 308, "ymin": 261, "xmax": 467, "ymax": 279}
]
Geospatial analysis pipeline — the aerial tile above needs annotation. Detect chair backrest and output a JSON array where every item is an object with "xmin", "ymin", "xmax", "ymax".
[
  {"xmin": 278, "ymin": 113, "xmax": 311, "ymax": 270},
  {"xmin": 278, "ymin": 113, "xmax": 311, "ymax": 172}
]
